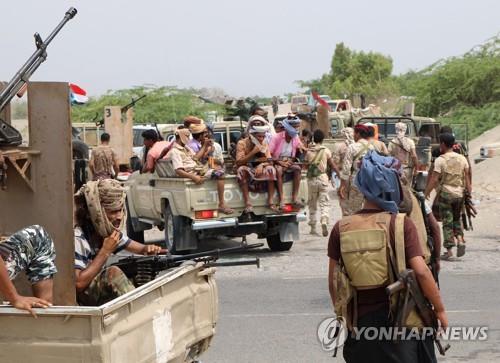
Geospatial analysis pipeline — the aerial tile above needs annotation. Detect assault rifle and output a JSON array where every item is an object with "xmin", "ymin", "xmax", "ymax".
[
  {"xmin": 414, "ymin": 191, "xmax": 439, "ymax": 285},
  {"xmin": 386, "ymin": 269, "xmax": 450, "ymax": 356},
  {"xmin": 462, "ymin": 190, "xmax": 476, "ymax": 231},
  {"xmin": 112, "ymin": 243, "xmax": 262, "ymax": 286},
  {"xmin": 0, "ymin": 7, "xmax": 77, "ymax": 146}
]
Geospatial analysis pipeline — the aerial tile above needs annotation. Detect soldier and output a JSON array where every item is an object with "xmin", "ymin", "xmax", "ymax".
[
  {"xmin": 74, "ymin": 179, "xmax": 163, "ymax": 305},
  {"xmin": 365, "ymin": 123, "xmax": 389, "ymax": 155},
  {"xmin": 338, "ymin": 124, "xmax": 374, "ymax": 216},
  {"xmin": 0, "ymin": 225, "xmax": 56, "ymax": 316},
  {"xmin": 141, "ymin": 129, "xmax": 171, "ymax": 173},
  {"xmin": 306, "ymin": 130, "xmax": 339, "ymax": 236},
  {"xmin": 269, "ymin": 114, "xmax": 305, "ymax": 210},
  {"xmin": 388, "ymin": 122, "xmax": 418, "ymax": 184},
  {"xmin": 439, "ymin": 125, "xmax": 472, "ymax": 185},
  {"xmin": 328, "ymin": 151, "xmax": 447, "ymax": 362},
  {"xmin": 271, "ymin": 96, "xmax": 279, "ymax": 116},
  {"xmin": 425, "ymin": 133, "xmax": 471, "ymax": 260},
  {"xmin": 89, "ymin": 132, "xmax": 119, "ymax": 180}
]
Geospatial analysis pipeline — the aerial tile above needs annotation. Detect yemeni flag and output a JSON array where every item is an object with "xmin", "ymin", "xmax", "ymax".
[
  {"xmin": 311, "ymin": 91, "xmax": 332, "ymax": 111},
  {"xmin": 69, "ymin": 83, "xmax": 89, "ymax": 105}
]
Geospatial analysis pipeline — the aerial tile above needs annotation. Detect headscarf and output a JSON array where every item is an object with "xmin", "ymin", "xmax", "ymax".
[
  {"xmin": 248, "ymin": 124, "xmax": 270, "ymax": 151},
  {"xmin": 75, "ymin": 179, "xmax": 126, "ymax": 238},
  {"xmin": 354, "ymin": 150, "xmax": 403, "ymax": 213},
  {"xmin": 281, "ymin": 115, "xmax": 300, "ymax": 138},
  {"xmin": 395, "ymin": 122, "xmax": 411, "ymax": 151},
  {"xmin": 354, "ymin": 124, "xmax": 370, "ymax": 134},
  {"xmin": 175, "ymin": 128, "xmax": 191, "ymax": 145},
  {"xmin": 183, "ymin": 116, "xmax": 203, "ymax": 128},
  {"xmin": 341, "ymin": 127, "xmax": 354, "ymax": 145},
  {"xmin": 189, "ymin": 123, "xmax": 207, "ymax": 135}
]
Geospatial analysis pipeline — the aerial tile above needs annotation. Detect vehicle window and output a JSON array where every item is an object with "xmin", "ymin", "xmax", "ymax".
[
  {"xmin": 133, "ymin": 129, "xmax": 143, "ymax": 147},
  {"xmin": 330, "ymin": 119, "xmax": 339, "ymax": 135},
  {"xmin": 214, "ymin": 132, "xmax": 225, "ymax": 151},
  {"xmin": 229, "ymin": 131, "xmax": 242, "ymax": 144},
  {"xmin": 418, "ymin": 124, "xmax": 440, "ymax": 144},
  {"xmin": 292, "ymin": 96, "xmax": 308, "ymax": 104}
]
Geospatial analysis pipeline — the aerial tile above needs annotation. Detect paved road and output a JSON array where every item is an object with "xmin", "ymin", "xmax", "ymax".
[
  {"xmin": 147, "ymin": 192, "xmax": 500, "ymax": 362},
  {"xmin": 199, "ymin": 194, "xmax": 500, "ymax": 363}
]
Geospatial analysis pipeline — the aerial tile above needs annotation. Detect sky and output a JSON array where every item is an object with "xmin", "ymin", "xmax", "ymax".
[{"xmin": 1, "ymin": 0, "xmax": 498, "ymax": 97}]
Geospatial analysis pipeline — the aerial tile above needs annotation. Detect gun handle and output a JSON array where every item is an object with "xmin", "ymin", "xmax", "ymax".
[
  {"xmin": 436, "ymin": 339, "xmax": 451, "ymax": 356},
  {"xmin": 386, "ymin": 280, "xmax": 404, "ymax": 295}
]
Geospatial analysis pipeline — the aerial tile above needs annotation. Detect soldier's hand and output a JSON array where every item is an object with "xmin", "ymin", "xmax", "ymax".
[
  {"xmin": 11, "ymin": 295, "xmax": 52, "ymax": 318},
  {"xmin": 102, "ymin": 231, "xmax": 120, "ymax": 254},
  {"xmin": 142, "ymin": 244, "xmax": 162, "ymax": 256},
  {"xmin": 251, "ymin": 145, "xmax": 263, "ymax": 155},
  {"xmin": 435, "ymin": 310, "xmax": 448, "ymax": 331}
]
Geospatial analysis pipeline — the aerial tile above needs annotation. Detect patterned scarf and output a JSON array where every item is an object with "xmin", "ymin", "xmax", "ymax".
[{"xmin": 75, "ymin": 179, "xmax": 126, "ymax": 238}]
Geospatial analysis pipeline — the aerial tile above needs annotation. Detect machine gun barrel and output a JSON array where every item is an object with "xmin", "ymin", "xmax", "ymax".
[
  {"xmin": 0, "ymin": 8, "xmax": 77, "ymax": 146},
  {"xmin": 0, "ymin": 7, "xmax": 77, "ymax": 111},
  {"xmin": 168, "ymin": 243, "xmax": 263, "ymax": 263}
]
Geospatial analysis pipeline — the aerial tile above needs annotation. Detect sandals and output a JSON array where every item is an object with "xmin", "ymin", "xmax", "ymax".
[
  {"xmin": 457, "ymin": 243, "xmax": 466, "ymax": 257},
  {"xmin": 292, "ymin": 200, "xmax": 305, "ymax": 209},
  {"xmin": 441, "ymin": 253, "xmax": 458, "ymax": 262},
  {"xmin": 218, "ymin": 206, "xmax": 235, "ymax": 215}
]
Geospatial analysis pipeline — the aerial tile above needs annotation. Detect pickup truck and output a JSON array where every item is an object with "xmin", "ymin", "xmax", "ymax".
[
  {"xmin": 0, "ymin": 262, "xmax": 217, "ymax": 363},
  {"xmin": 125, "ymin": 162, "xmax": 308, "ymax": 253}
]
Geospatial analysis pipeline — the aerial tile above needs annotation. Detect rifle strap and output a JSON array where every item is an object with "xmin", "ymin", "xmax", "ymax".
[{"xmin": 394, "ymin": 213, "xmax": 406, "ymax": 275}]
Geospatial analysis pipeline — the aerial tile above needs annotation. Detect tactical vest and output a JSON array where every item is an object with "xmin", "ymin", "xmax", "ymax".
[
  {"xmin": 335, "ymin": 212, "xmax": 423, "ymax": 329},
  {"xmin": 440, "ymin": 152, "xmax": 465, "ymax": 189}
]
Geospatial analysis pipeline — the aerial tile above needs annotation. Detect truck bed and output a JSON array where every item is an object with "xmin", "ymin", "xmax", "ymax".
[{"xmin": 0, "ymin": 263, "xmax": 217, "ymax": 363}]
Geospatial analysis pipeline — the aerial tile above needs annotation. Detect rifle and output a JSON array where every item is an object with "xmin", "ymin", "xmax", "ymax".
[
  {"xmin": 414, "ymin": 191, "xmax": 439, "ymax": 286},
  {"xmin": 462, "ymin": 190, "xmax": 476, "ymax": 231},
  {"xmin": 386, "ymin": 269, "xmax": 450, "ymax": 356},
  {"xmin": 0, "ymin": 7, "xmax": 78, "ymax": 146},
  {"xmin": 112, "ymin": 243, "xmax": 263, "ymax": 286}
]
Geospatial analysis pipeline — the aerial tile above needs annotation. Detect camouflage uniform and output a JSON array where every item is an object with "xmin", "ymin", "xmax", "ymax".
[
  {"xmin": 77, "ymin": 266, "xmax": 135, "ymax": 306},
  {"xmin": 0, "ymin": 225, "xmax": 57, "ymax": 283},
  {"xmin": 340, "ymin": 139, "xmax": 374, "ymax": 216},
  {"xmin": 306, "ymin": 145, "xmax": 332, "ymax": 228},
  {"xmin": 433, "ymin": 151, "xmax": 469, "ymax": 250}
]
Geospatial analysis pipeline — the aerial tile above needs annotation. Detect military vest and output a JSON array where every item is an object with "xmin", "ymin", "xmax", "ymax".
[
  {"xmin": 440, "ymin": 152, "xmax": 465, "ymax": 188},
  {"xmin": 336, "ymin": 212, "xmax": 424, "ymax": 329}
]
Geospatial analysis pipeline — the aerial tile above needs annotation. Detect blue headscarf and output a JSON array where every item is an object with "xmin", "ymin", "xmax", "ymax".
[
  {"xmin": 354, "ymin": 150, "xmax": 403, "ymax": 213},
  {"xmin": 281, "ymin": 116, "xmax": 300, "ymax": 138}
]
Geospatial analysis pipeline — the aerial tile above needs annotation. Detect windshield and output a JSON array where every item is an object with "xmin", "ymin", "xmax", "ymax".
[
  {"xmin": 418, "ymin": 123, "xmax": 440, "ymax": 144},
  {"xmin": 292, "ymin": 96, "xmax": 308, "ymax": 104}
]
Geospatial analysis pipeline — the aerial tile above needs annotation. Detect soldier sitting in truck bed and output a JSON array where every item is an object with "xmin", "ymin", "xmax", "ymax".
[
  {"xmin": 74, "ymin": 179, "xmax": 163, "ymax": 305},
  {"xmin": 236, "ymin": 122, "xmax": 279, "ymax": 213},
  {"xmin": 0, "ymin": 225, "xmax": 56, "ymax": 316},
  {"xmin": 269, "ymin": 114, "xmax": 305, "ymax": 210},
  {"xmin": 165, "ymin": 128, "xmax": 234, "ymax": 215}
]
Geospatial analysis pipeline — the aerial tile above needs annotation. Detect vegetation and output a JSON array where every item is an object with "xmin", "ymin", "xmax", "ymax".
[
  {"xmin": 300, "ymin": 35, "xmax": 500, "ymax": 139},
  {"xmin": 70, "ymin": 85, "xmax": 225, "ymax": 124}
]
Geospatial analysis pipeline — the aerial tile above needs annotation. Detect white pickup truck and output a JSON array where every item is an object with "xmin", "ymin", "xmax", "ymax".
[{"xmin": 125, "ymin": 162, "xmax": 308, "ymax": 252}]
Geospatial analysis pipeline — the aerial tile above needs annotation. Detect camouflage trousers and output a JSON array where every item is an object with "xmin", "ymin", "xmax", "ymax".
[
  {"xmin": 0, "ymin": 225, "xmax": 57, "ymax": 284},
  {"xmin": 307, "ymin": 177, "xmax": 330, "ymax": 226},
  {"xmin": 77, "ymin": 266, "xmax": 135, "ymax": 306},
  {"xmin": 437, "ymin": 191, "xmax": 464, "ymax": 249},
  {"xmin": 340, "ymin": 184, "xmax": 365, "ymax": 216}
]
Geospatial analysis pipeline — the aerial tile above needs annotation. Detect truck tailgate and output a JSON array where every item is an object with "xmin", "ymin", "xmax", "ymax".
[{"xmin": 0, "ymin": 263, "xmax": 217, "ymax": 363}]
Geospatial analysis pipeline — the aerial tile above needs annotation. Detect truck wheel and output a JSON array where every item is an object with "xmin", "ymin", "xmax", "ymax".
[
  {"xmin": 126, "ymin": 201, "xmax": 145, "ymax": 244},
  {"xmin": 266, "ymin": 234, "xmax": 293, "ymax": 252}
]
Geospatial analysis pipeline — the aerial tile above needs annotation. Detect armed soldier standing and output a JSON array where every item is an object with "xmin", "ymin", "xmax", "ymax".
[
  {"xmin": 338, "ymin": 124, "xmax": 374, "ymax": 216},
  {"xmin": 388, "ymin": 122, "xmax": 418, "ymax": 184},
  {"xmin": 328, "ymin": 151, "xmax": 448, "ymax": 363},
  {"xmin": 425, "ymin": 133, "xmax": 471, "ymax": 260},
  {"xmin": 306, "ymin": 130, "xmax": 339, "ymax": 236}
]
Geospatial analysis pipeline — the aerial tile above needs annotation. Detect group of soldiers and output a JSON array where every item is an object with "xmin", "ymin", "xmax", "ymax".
[{"xmin": 324, "ymin": 123, "xmax": 472, "ymax": 362}]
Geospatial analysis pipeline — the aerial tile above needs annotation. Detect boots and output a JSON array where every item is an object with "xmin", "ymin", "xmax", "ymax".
[
  {"xmin": 309, "ymin": 225, "xmax": 318, "ymax": 235},
  {"xmin": 321, "ymin": 223, "xmax": 329, "ymax": 237}
]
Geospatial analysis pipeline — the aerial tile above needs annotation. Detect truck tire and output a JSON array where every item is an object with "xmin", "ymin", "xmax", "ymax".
[
  {"xmin": 163, "ymin": 203, "xmax": 193, "ymax": 254},
  {"xmin": 266, "ymin": 234, "xmax": 293, "ymax": 252},
  {"xmin": 126, "ymin": 201, "xmax": 145, "ymax": 244}
]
